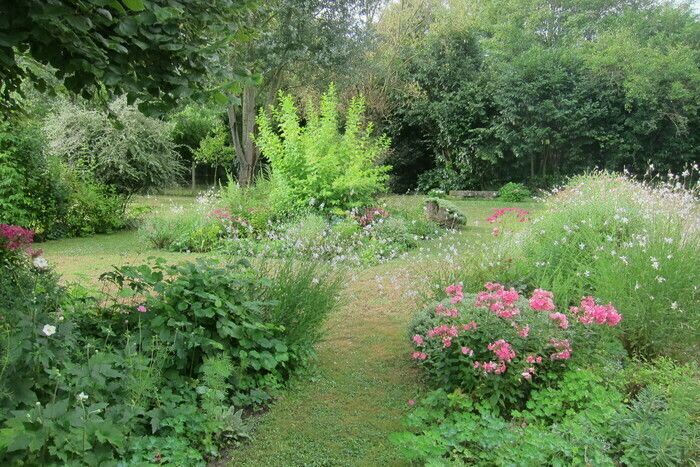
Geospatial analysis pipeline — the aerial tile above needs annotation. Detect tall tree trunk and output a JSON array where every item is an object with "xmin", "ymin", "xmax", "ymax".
[
  {"xmin": 227, "ymin": 85, "xmax": 258, "ymax": 187},
  {"xmin": 191, "ymin": 161, "xmax": 196, "ymax": 191}
]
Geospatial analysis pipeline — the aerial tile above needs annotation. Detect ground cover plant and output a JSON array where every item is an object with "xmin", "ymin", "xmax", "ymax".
[{"xmin": 0, "ymin": 224, "xmax": 341, "ymax": 465}]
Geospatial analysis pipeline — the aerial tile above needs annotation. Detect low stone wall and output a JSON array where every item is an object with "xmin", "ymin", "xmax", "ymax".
[{"xmin": 449, "ymin": 190, "xmax": 498, "ymax": 199}]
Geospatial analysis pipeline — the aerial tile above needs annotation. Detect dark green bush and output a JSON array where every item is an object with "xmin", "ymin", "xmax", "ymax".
[{"xmin": 498, "ymin": 182, "xmax": 531, "ymax": 201}]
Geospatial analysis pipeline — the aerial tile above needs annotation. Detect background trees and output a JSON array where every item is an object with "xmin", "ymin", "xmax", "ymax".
[{"xmin": 352, "ymin": 0, "xmax": 700, "ymax": 191}]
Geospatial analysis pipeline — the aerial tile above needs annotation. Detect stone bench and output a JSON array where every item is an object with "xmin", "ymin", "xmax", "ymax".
[{"xmin": 449, "ymin": 190, "xmax": 498, "ymax": 199}]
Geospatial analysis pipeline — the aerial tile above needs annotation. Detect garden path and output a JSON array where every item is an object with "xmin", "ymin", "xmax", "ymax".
[{"xmin": 231, "ymin": 261, "xmax": 423, "ymax": 466}]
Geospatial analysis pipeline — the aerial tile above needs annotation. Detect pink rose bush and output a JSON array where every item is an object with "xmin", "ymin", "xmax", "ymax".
[{"xmin": 409, "ymin": 282, "xmax": 622, "ymax": 408}]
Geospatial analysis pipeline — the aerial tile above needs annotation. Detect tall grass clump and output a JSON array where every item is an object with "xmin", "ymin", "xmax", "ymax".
[
  {"xmin": 259, "ymin": 261, "xmax": 343, "ymax": 358},
  {"xmin": 509, "ymin": 171, "xmax": 699, "ymax": 360}
]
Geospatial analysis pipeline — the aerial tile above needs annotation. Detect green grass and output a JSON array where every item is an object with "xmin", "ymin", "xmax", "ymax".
[{"xmin": 36, "ymin": 195, "xmax": 541, "ymax": 465}]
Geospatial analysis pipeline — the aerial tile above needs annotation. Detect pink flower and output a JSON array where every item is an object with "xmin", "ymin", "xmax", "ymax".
[
  {"xmin": 550, "ymin": 338, "xmax": 572, "ymax": 360},
  {"xmin": 412, "ymin": 334, "xmax": 424, "ymax": 346},
  {"xmin": 461, "ymin": 346, "xmax": 474, "ymax": 356},
  {"xmin": 0, "ymin": 224, "xmax": 34, "ymax": 251},
  {"xmin": 486, "ymin": 207, "xmax": 530, "ymax": 224},
  {"xmin": 445, "ymin": 284, "xmax": 464, "ymax": 304},
  {"xmin": 529, "ymin": 289, "xmax": 556, "ymax": 311},
  {"xmin": 475, "ymin": 283, "xmax": 520, "ymax": 319},
  {"xmin": 435, "ymin": 303, "xmax": 459, "ymax": 317},
  {"xmin": 526, "ymin": 354, "xmax": 543, "ymax": 364},
  {"xmin": 514, "ymin": 323, "xmax": 530, "ymax": 338},
  {"xmin": 411, "ymin": 351, "xmax": 428, "ymax": 361},
  {"xmin": 137, "ymin": 305, "xmax": 148, "ymax": 313},
  {"xmin": 442, "ymin": 337, "xmax": 452, "ymax": 348},
  {"xmin": 487, "ymin": 339, "xmax": 516, "ymax": 362},
  {"xmin": 549, "ymin": 312, "xmax": 569, "ymax": 329},
  {"xmin": 462, "ymin": 321, "xmax": 478, "ymax": 331},
  {"xmin": 571, "ymin": 296, "xmax": 622, "ymax": 326},
  {"xmin": 407, "ymin": 399, "xmax": 415, "ymax": 406}
]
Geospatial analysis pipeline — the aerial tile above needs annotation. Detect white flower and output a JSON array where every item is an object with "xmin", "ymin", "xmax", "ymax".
[
  {"xmin": 33, "ymin": 257, "xmax": 49, "ymax": 270},
  {"xmin": 77, "ymin": 392, "xmax": 89, "ymax": 402},
  {"xmin": 42, "ymin": 324, "xmax": 56, "ymax": 337},
  {"xmin": 579, "ymin": 243, "xmax": 586, "ymax": 250},
  {"xmin": 671, "ymin": 302, "xmax": 679, "ymax": 310}
]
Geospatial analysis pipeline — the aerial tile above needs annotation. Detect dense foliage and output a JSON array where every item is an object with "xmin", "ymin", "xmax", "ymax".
[
  {"xmin": 360, "ymin": 0, "xmax": 700, "ymax": 191},
  {"xmin": 0, "ymin": 119, "xmax": 127, "ymax": 238},
  {"xmin": 256, "ymin": 85, "xmax": 391, "ymax": 212},
  {"xmin": 0, "ymin": 0, "xmax": 253, "ymax": 112},
  {"xmin": 44, "ymin": 97, "xmax": 182, "ymax": 196},
  {"xmin": 0, "ymin": 230, "xmax": 340, "ymax": 464}
]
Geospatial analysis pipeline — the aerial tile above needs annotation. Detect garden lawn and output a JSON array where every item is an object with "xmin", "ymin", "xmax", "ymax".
[
  {"xmin": 40, "ymin": 195, "xmax": 207, "ymax": 281},
  {"xmin": 37, "ymin": 195, "xmax": 539, "ymax": 465}
]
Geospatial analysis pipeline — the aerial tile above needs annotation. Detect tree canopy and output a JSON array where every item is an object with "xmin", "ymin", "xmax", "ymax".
[{"xmin": 0, "ymin": 0, "xmax": 254, "ymax": 112}]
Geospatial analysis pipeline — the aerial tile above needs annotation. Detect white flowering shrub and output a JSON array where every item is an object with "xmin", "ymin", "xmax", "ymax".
[{"xmin": 508, "ymin": 171, "xmax": 700, "ymax": 360}]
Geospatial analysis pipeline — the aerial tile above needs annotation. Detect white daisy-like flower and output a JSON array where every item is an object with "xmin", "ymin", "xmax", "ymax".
[
  {"xmin": 33, "ymin": 257, "xmax": 49, "ymax": 270},
  {"xmin": 671, "ymin": 302, "xmax": 679, "ymax": 310},
  {"xmin": 76, "ymin": 392, "xmax": 89, "ymax": 402},
  {"xmin": 42, "ymin": 324, "xmax": 56, "ymax": 337}
]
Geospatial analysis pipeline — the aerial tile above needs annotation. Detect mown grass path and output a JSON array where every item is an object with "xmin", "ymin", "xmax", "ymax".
[{"xmin": 231, "ymin": 261, "xmax": 423, "ymax": 466}]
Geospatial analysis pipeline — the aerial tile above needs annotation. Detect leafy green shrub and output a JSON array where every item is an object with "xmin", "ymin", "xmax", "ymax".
[
  {"xmin": 256, "ymin": 84, "xmax": 391, "ymax": 213},
  {"xmin": 370, "ymin": 216, "xmax": 416, "ymax": 250},
  {"xmin": 498, "ymin": 182, "xmax": 531, "ymax": 201},
  {"xmin": 44, "ymin": 97, "xmax": 182, "ymax": 196},
  {"xmin": 393, "ymin": 362, "xmax": 698, "ymax": 466},
  {"xmin": 0, "ymin": 119, "xmax": 66, "ymax": 235},
  {"xmin": 58, "ymin": 168, "xmax": 126, "ymax": 237},
  {"xmin": 0, "ymin": 234, "xmax": 340, "ymax": 464},
  {"xmin": 507, "ymin": 172, "xmax": 700, "ymax": 360},
  {"xmin": 391, "ymin": 377, "xmax": 622, "ymax": 466},
  {"xmin": 101, "ymin": 257, "xmax": 340, "ymax": 406}
]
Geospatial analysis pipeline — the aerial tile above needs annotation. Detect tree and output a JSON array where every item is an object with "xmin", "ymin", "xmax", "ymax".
[
  {"xmin": 222, "ymin": 0, "xmax": 371, "ymax": 186},
  {"xmin": 194, "ymin": 126, "xmax": 236, "ymax": 184},
  {"xmin": 170, "ymin": 103, "xmax": 223, "ymax": 189},
  {"xmin": 0, "ymin": 0, "xmax": 253, "ymax": 112}
]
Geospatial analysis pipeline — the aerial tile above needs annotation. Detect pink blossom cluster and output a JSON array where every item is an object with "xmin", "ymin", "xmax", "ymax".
[
  {"xmin": 461, "ymin": 321, "xmax": 478, "ymax": 332},
  {"xmin": 412, "ymin": 334, "xmax": 424, "ymax": 346},
  {"xmin": 513, "ymin": 323, "xmax": 530, "ymax": 338},
  {"xmin": 486, "ymin": 207, "xmax": 529, "ymax": 224},
  {"xmin": 549, "ymin": 312, "xmax": 569, "ymax": 329},
  {"xmin": 549, "ymin": 338, "xmax": 572, "ymax": 360},
  {"xmin": 0, "ymin": 224, "xmax": 34, "ymax": 251},
  {"xmin": 210, "ymin": 208, "xmax": 251, "ymax": 227},
  {"xmin": 487, "ymin": 339, "xmax": 516, "ymax": 362},
  {"xmin": 570, "ymin": 296, "xmax": 622, "ymax": 326},
  {"xmin": 474, "ymin": 360, "xmax": 507, "ymax": 374},
  {"xmin": 435, "ymin": 303, "xmax": 459, "ymax": 317},
  {"xmin": 412, "ymin": 351, "xmax": 428, "ymax": 360},
  {"xmin": 355, "ymin": 207, "xmax": 389, "ymax": 227},
  {"xmin": 529, "ymin": 289, "xmax": 556, "ymax": 311},
  {"xmin": 426, "ymin": 324, "xmax": 460, "ymax": 348},
  {"xmin": 475, "ymin": 282, "xmax": 521, "ymax": 319},
  {"xmin": 525, "ymin": 354, "xmax": 543, "ymax": 364},
  {"xmin": 445, "ymin": 284, "xmax": 464, "ymax": 304}
]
